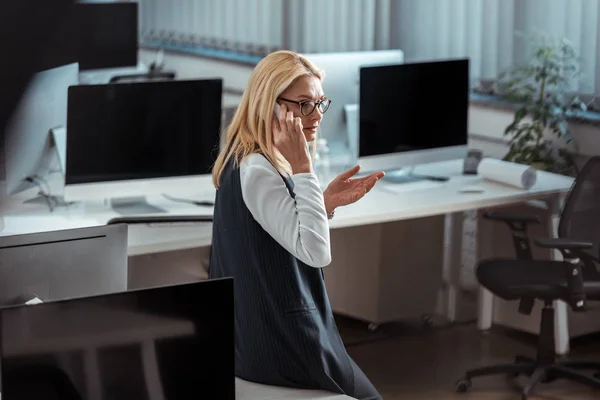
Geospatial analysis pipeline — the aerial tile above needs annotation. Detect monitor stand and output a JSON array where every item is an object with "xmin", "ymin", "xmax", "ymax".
[
  {"xmin": 110, "ymin": 196, "xmax": 167, "ymax": 215},
  {"xmin": 23, "ymin": 194, "xmax": 72, "ymax": 209},
  {"xmin": 19, "ymin": 127, "xmax": 76, "ymax": 210},
  {"xmin": 381, "ymin": 168, "xmax": 428, "ymax": 184}
]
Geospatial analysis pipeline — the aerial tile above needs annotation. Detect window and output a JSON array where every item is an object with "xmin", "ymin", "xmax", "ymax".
[
  {"xmin": 139, "ymin": 0, "xmax": 382, "ymax": 57},
  {"xmin": 393, "ymin": 0, "xmax": 600, "ymax": 100},
  {"xmin": 139, "ymin": 0, "xmax": 600, "ymax": 101},
  {"xmin": 139, "ymin": 0, "xmax": 283, "ymax": 57}
]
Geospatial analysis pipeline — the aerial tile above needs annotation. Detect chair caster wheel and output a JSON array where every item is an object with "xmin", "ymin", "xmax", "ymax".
[
  {"xmin": 455, "ymin": 378, "xmax": 471, "ymax": 393},
  {"xmin": 367, "ymin": 323, "xmax": 379, "ymax": 332}
]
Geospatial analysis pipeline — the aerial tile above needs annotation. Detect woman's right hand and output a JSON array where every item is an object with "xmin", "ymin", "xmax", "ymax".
[{"xmin": 273, "ymin": 103, "xmax": 312, "ymax": 174}]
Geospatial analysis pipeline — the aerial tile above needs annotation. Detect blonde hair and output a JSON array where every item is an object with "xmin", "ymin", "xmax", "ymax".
[{"xmin": 212, "ymin": 50, "xmax": 324, "ymax": 188}]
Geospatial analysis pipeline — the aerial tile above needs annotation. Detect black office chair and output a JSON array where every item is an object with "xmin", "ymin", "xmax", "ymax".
[
  {"xmin": 109, "ymin": 70, "xmax": 176, "ymax": 83},
  {"xmin": 456, "ymin": 156, "xmax": 600, "ymax": 400},
  {"xmin": 109, "ymin": 63, "xmax": 176, "ymax": 83}
]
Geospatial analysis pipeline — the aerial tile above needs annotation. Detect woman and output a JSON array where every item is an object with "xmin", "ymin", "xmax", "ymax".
[{"xmin": 209, "ymin": 50, "xmax": 385, "ymax": 400}]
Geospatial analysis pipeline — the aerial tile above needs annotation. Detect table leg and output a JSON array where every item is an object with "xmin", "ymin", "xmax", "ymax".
[
  {"xmin": 477, "ymin": 287, "xmax": 494, "ymax": 331},
  {"xmin": 546, "ymin": 193, "xmax": 570, "ymax": 355},
  {"xmin": 475, "ymin": 207, "xmax": 494, "ymax": 331},
  {"xmin": 554, "ymin": 300, "xmax": 570, "ymax": 355},
  {"xmin": 141, "ymin": 340, "xmax": 165, "ymax": 400},
  {"xmin": 83, "ymin": 348, "xmax": 102, "ymax": 400},
  {"xmin": 443, "ymin": 212, "xmax": 464, "ymax": 323}
]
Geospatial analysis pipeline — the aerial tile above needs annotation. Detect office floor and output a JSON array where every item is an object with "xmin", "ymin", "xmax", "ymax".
[{"xmin": 337, "ymin": 316, "xmax": 600, "ymax": 400}]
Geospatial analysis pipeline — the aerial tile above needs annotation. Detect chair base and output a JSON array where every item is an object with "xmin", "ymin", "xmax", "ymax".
[{"xmin": 456, "ymin": 355, "xmax": 600, "ymax": 400}]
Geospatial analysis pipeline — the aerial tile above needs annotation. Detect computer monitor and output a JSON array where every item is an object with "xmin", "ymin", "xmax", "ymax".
[
  {"xmin": 0, "ymin": 0, "xmax": 77, "ymax": 209},
  {"xmin": 4, "ymin": 63, "xmax": 80, "ymax": 196},
  {"xmin": 358, "ymin": 59, "xmax": 469, "ymax": 181},
  {"xmin": 0, "ymin": 278, "xmax": 235, "ymax": 400},
  {"xmin": 71, "ymin": 2, "xmax": 138, "ymax": 70},
  {"xmin": 304, "ymin": 51, "xmax": 404, "ymax": 158},
  {"xmin": 0, "ymin": 224, "xmax": 128, "ymax": 305},
  {"xmin": 64, "ymin": 79, "xmax": 223, "ymax": 215},
  {"xmin": 37, "ymin": 2, "xmax": 138, "ymax": 72}
]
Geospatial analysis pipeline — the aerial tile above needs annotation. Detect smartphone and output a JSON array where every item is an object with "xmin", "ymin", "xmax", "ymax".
[
  {"xmin": 463, "ymin": 149, "xmax": 483, "ymax": 175},
  {"xmin": 273, "ymin": 103, "xmax": 281, "ymax": 119}
]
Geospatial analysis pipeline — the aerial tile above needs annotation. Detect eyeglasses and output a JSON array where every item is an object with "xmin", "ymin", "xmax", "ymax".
[{"xmin": 277, "ymin": 97, "xmax": 331, "ymax": 116}]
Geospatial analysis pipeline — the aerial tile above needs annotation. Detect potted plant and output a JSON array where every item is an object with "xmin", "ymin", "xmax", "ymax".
[{"xmin": 496, "ymin": 34, "xmax": 587, "ymax": 176}]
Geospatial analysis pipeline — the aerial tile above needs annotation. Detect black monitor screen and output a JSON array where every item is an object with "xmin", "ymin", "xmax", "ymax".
[
  {"xmin": 38, "ymin": 3, "xmax": 138, "ymax": 71},
  {"xmin": 359, "ymin": 59, "xmax": 469, "ymax": 157},
  {"xmin": 0, "ymin": 278, "xmax": 235, "ymax": 400},
  {"xmin": 66, "ymin": 79, "xmax": 223, "ymax": 185}
]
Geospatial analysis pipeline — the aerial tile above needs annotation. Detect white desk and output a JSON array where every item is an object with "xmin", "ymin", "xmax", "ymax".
[
  {"xmin": 0, "ymin": 177, "xmax": 216, "ymax": 256},
  {"xmin": 0, "ymin": 159, "xmax": 575, "ymax": 353},
  {"xmin": 326, "ymin": 161, "xmax": 571, "ymax": 345},
  {"xmin": 0, "ymin": 159, "xmax": 572, "ymax": 247}
]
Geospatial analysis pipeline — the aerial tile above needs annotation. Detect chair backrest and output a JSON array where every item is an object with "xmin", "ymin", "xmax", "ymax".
[
  {"xmin": 559, "ymin": 156, "xmax": 600, "ymax": 261},
  {"xmin": 109, "ymin": 71, "xmax": 176, "ymax": 84}
]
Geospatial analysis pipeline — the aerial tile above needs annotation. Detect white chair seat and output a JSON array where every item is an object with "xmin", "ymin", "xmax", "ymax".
[{"xmin": 235, "ymin": 377, "xmax": 357, "ymax": 400}]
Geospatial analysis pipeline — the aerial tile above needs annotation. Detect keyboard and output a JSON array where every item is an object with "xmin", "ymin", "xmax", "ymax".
[
  {"xmin": 379, "ymin": 180, "xmax": 445, "ymax": 195},
  {"xmin": 107, "ymin": 215, "xmax": 213, "ymax": 225}
]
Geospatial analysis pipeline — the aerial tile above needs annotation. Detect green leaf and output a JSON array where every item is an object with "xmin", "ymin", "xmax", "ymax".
[{"xmin": 515, "ymin": 107, "xmax": 527, "ymax": 121}]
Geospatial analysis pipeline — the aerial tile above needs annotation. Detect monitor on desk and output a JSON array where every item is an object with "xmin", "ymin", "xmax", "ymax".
[
  {"xmin": 304, "ymin": 51, "xmax": 404, "ymax": 159},
  {"xmin": 64, "ymin": 79, "xmax": 223, "ymax": 215},
  {"xmin": 4, "ymin": 62, "xmax": 80, "ymax": 197},
  {"xmin": 0, "ymin": 224, "xmax": 127, "ymax": 306},
  {"xmin": 358, "ymin": 59, "xmax": 469, "ymax": 182},
  {"xmin": 0, "ymin": 0, "xmax": 80, "ymax": 218},
  {"xmin": 37, "ymin": 2, "xmax": 138, "ymax": 72},
  {"xmin": 0, "ymin": 278, "xmax": 235, "ymax": 400}
]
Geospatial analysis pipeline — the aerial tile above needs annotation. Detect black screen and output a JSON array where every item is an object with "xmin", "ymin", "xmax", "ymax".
[
  {"xmin": 65, "ymin": 79, "xmax": 223, "ymax": 185},
  {"xmin": 0, "ymin": 278, "xmax": 235, "ymax": 400},
  {"xmin": 359, "ymin": 59, "xmax": 469, "ymax": 157},
  {"xmin": 37, "ymin": 2, "xmax": 138, "ymax": 71}
]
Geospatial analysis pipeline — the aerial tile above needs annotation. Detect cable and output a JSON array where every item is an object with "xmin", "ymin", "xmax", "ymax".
[
  {"xmin": 24, "ymin": 177, "xmax": 55, "ymax": 212},
  {"xmin": 27, "ymin": 175, "xmax": 76, "ymax": 209},
  {"xmin": 411, "ymin": 174, "xmax": 450, "ymax": 182},
  {"xmin": 31, "ymin": 175, "xmax": 52, "ymax": 195},
  {"xmin": 33, "ymin": 175, "xmax": 70, "ymax": 209},
  {"xmin": 405, "ymin": 164, "xmax": 450, "ymax": 182},
  {"xmin": 162, "ymin": 193, "xmax": 214, "ymax": 207}
]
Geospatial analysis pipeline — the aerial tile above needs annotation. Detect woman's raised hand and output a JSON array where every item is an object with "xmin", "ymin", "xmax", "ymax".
[
  {"xmin": 323, "ymin": 166, "xmax": 385, "ymax": 214},
  {"xmin": 273, "ymin": 103, "xmax": 312, "ymax": 174}
]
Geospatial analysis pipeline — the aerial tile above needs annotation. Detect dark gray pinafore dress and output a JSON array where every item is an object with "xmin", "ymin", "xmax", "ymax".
[{"xmin": 209, "ymin": 159, "xmax": 382, "ymax": 400}]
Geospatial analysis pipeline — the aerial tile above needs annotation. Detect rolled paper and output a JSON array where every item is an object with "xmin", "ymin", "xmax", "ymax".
[{"xmin": 477, "ymin": 157, "xmax": 537, "ymax": 190}]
